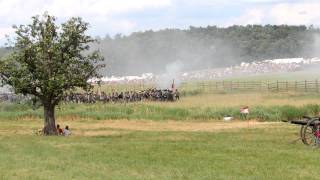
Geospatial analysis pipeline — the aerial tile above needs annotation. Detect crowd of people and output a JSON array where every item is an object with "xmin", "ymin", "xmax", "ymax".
[
  {"xmin": 63, "ymin": 88, "xmax": 180, "ymax": 104},
  {"xmin": 0, "ymin": 93, "xmax": 24, "ymax": 103},
  {"xmin": 0, "ymin": 88, "xmax": 180, "ymax": 104},
  {"xmin": 87, "ymin": 58, "xmax": 319, "ymax": 85},
  {"xmin": 180, "ymin": 61, "xmax": 303, "ymax": 81}
]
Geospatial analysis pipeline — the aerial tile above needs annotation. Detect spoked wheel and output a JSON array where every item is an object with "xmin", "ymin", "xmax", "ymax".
[
  {"xmin": 302, "ymin": 119, "xmax": 317, "ymax": 146},
  {"xmin": 300, "ymin": 125, "xmax": 306, "ymax": 144}
]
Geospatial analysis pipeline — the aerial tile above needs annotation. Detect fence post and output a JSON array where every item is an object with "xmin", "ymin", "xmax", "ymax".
[
  {"xmin": 286, "ymin": 81, "xmax": 288, "ymax": 92},
  {"xmin": 276, "ymin": 81, "xmax": 279, "ymax": 92},
  {"xmin": 202, "ymin": 81, "xmax": 205, "ymax": 92},
  {"xmin": 260, "ymin": 81, "xmax": 262, "ymax": 91},
  {"xmin": 316, "ymin": 79, "xmax": 319, "ymax": 93},
  {"xmin": 305, "ymin": 80, "xmax": 307, "ymax": 92},
  {"xmin": 295, "ymin": 81, "xmax": 297, "ymax": 92}
]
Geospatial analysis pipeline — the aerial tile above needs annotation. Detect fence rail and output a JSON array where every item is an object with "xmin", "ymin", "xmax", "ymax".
[
  {"xmin": 180, "ymin": 80, "xmax": 320, "ymax": 93},
  {"xmin": 96, "ymin": 80, "xmax": 320, "ymax": 94},
  {"xmin": 1, "ymin": 80, "xmax": 320, "ymax": 102}
]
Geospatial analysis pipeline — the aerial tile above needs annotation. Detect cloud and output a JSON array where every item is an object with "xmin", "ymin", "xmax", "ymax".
[
  {"xmin": 227, "ymin": 1, "xmax": 320, "ymax": 26},
  {"xmin": 0, "ymin": 27, "xmax": 14, "ymax": 39},
  {"xmin": 270, "ymin": 2, "xmax": 320, "ymax": 25},
  {"xmin": 0, "ymin": 0, "xmax": 172, "ymax": 17},
  {"xmin": 46, "ymin": 0, "xmax": 172, "ymax": 17},
  {"xmin": 0, "ymin": 0, "xmax": 172, "ymax": 42},
  {"xmin": 226, "ymin": 9, "xmax": 265, "ymax": 26},
  {"xmin": 1, "ymin": 0, "xmax": 320, "ymax": 45}
]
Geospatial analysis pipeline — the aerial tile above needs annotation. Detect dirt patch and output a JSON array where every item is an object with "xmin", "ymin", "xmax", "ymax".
[
  {"xmin": 0, "ymin": 120, "xmax": 280, "ymax": 137},
  {"xmin": 80, "ymin": 120, "xmax": 278, "ymax": 132}
]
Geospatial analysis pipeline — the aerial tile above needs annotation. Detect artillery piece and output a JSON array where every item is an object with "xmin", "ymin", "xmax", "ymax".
[{"xmin": 285, "ymin": 116, "xmax": 320, "ymax": 146}]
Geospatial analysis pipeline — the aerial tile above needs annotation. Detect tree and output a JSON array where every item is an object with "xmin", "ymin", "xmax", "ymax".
[{"xmin": 0, "ymin": 13, "xmax": 104, "ymax": 135}]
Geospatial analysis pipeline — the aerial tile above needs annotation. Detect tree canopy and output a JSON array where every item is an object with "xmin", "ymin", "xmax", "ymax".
[{"xmin": 0, "ymin": 13, "xmax": 104, "ymax": 135}]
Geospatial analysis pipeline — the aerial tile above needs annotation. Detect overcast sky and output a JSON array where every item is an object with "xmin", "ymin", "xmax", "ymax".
[{"xmin": 1, "ymin": 0, "xmax": 320, "ymax": 45}]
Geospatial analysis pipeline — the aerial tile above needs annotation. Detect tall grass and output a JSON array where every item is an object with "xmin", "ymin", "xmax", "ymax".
[{"xmin": 1, "ymin": 102, "xmax": 319, "ymax": 121}]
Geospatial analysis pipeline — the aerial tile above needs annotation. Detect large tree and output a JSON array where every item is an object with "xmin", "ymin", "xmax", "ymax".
[{"xmin": 0, "ymin": 13, "xmax": 104, "ymax": 135}]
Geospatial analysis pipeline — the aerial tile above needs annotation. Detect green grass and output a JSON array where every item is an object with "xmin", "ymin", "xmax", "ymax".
[
  {"xmin": 1, "ymin": 101, "xmax": 320, "ymax": 121},
  {"xmin": 1, "ymin": 87, "xmax": 320, "ymax": 178},
  {"xmin": 2, "ymin": 72, "xmax": 320, "ymax": 179},
  {"xmin": 0, "ymin": 123, "xmax": 319, "ymax": 179}
]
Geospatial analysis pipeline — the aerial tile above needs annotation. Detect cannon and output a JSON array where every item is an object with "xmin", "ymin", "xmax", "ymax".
[{"xmin": 285, "ymin": 116, "xmax": 320, "ymax": 146}]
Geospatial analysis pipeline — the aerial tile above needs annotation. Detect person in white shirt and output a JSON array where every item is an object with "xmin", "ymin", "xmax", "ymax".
[
  {"xmin": 240, "ymin": 106, "xmax": 249, "ymax": 120},
  {"xmin": 63, "ymin": 126, "xmax": 71, "ymax": 136}
]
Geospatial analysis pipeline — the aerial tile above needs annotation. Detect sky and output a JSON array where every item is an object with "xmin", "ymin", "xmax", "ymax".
[{"xmin": 1, "ymin": 0, "xmax": 320, "ymax": 45}]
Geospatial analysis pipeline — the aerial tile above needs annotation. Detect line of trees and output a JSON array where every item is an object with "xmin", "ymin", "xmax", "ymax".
[
  {"xmin": 97, "ymin": 25, "xmax": 320, "ymax": 75},
  {"xmin": 2, "ymin": 25, "xmax": 320, "ymax": 76}
]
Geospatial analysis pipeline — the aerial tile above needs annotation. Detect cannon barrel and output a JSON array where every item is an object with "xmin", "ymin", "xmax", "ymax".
[{"xmin": 289, "ymin": 119, "xmax": 320, "ymax": 126}]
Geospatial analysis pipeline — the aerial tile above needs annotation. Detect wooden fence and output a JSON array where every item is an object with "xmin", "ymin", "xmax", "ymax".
[
  {"xmin": 95, "ymin": 80, "xmax": 320, "ymax": 94},
  {"xmin": 180, "ymin": 80, "xmax": 320, "ymax": 93}
]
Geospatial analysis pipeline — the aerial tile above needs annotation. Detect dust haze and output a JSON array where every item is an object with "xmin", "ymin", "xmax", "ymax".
[
  {"xmin": 89, "ymin": 26, "xmax": 320, "ymax": 88},
  {"xmin": 96, "ymin": 28, "xmax": 241, "ymax": 77}
]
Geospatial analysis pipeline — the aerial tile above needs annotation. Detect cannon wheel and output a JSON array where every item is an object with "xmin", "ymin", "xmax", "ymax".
[
  {"xmin": 302, "ymin": 119, "xmax": 317, "ymax": 146},
  {"xmin": 300, "ymin": 125, "xmax": 306, "ymax": 144}
]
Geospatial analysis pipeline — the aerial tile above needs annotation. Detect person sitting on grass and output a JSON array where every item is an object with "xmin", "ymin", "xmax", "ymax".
[
  {"xmin": 56, "ymin": 124, "xmax": 63, "ymax": 135},
  {"xmin": 63, "ymin": 126, "xmax": 71, "ymax": 136}
]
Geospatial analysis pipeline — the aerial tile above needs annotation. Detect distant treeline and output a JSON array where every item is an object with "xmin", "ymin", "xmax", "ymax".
[{"xmin": 2, "ymin": 25, "xmax": 320, "ymax": 75}]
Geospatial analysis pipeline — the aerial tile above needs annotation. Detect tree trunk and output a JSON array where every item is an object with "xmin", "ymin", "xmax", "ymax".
[{"xmin": 43, "ymin": 104, "xmax": 57, "ymax": 135}]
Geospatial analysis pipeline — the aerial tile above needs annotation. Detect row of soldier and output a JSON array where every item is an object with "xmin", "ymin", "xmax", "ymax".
[
  {"xmin": 0, "ymin": 93, "xmax": 27, "ymax": 103},
  {"xmin": 63, "ymin": 88, "xmax": 180, "ymax": 104}
]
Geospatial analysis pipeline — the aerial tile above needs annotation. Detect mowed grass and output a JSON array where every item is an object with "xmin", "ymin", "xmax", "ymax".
[{"xmin": 0, "ymin": 120, "xmax": 319, "ymax": 179}]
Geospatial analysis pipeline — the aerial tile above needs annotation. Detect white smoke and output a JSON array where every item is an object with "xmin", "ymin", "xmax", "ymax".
[
  {"xmin": 0, "ymin": 85, "xmax": 12, "ymax": 94},
  {"xmin": 312, "ymin": 34, "xmax": 320, "ymax": 57},
  {"xmin": 156, "ymin": 60, "xmax": 184, "ymax": 89}
]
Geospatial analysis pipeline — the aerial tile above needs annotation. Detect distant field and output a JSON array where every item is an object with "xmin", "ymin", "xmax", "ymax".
[{"xmin": 0, "ymin": 119, "xmax": 319, "ymax": 179}]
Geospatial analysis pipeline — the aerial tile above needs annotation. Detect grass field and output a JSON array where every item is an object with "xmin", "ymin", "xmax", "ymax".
[
  {"xmin": 2, "ymin": 72, "xmax": 320, "ymax": 179},
  {"xmin": 2, "ymin": 92, "xmax": 320, "ymax": 121},
  {"xmin": 0, "ymin": 119, "xmax": 319, "ymax": 179}
]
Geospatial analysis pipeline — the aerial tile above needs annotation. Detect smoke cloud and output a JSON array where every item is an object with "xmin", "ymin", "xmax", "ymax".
[{"xmin": 156, "ymin": 60, "xmax": 184, "ymax": 89}]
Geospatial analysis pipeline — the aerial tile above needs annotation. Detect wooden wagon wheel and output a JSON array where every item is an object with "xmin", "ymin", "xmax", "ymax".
[
  {"xmin": 300, "ymin": 125, "xmax": 306, "ymax": 144},
  {"xmin": 302, "ymin": 119, "xmax": 317, "ymax": 146}
]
